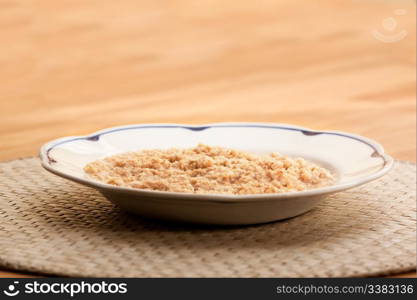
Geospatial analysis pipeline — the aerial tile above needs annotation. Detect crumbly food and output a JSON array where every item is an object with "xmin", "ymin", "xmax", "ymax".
[{"xmin": 84, "ymin": 144, "xmax": 334, "ymax": 195}]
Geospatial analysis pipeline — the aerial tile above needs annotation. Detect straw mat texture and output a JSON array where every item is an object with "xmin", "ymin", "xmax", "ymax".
[{"xmin": 0, "ymin": 158, "xmax": 415, "ymax": 277}]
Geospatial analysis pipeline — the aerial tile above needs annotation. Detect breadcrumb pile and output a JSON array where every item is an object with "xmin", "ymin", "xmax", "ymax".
[{"xmin": 84, "ymin": 144, "xmax": 334, "ymax": 195}]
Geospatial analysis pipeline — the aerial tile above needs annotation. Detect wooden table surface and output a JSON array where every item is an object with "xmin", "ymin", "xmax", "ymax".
[{"xmin": 0, "ymin": 0, "xmax": 415, "ymax": 278}]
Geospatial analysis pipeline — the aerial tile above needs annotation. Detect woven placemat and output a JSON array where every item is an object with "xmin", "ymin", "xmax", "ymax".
[{"xmin": 0, "ymin": 158, "xmax": 415, "ymax": 277}]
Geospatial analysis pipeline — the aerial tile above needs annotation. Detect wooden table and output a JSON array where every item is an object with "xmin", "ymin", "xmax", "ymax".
[{"xmin": 0, "ymin": 0, "xmax": 415, "ymax": 278}]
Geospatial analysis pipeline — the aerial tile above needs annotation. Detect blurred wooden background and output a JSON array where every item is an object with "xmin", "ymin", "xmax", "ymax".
[{"xmin": 0, "ymin": 0, "xmax": 415, "ymax": 277}]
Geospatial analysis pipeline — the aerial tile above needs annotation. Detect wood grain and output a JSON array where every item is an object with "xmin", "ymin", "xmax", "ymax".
[{"xmin": 0, "ymin": 0, "xmax": 415, "ymax": 277}]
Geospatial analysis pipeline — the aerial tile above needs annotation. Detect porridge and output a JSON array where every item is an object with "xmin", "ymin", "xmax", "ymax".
[{"xmin": 84, "ymin": 144, "xmax": 334, "ymax": 195}]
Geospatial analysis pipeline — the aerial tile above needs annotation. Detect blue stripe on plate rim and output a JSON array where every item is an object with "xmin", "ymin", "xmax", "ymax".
[{"xmin": 39, "ymin": 122, "xmax": 394, "ymax": 202}]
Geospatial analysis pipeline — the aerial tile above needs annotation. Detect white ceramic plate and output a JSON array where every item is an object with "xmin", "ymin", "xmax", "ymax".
[{"xmin": 40, "ymin": 123, "xmax": 393, "ymax": 225}]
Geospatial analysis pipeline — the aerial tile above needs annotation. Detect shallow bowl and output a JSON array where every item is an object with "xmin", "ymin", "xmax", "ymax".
[{"xmin": 40, "ymin": 123, "xmax": 393, "ymax": 225}]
